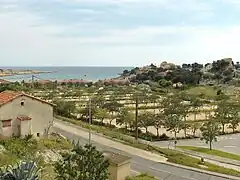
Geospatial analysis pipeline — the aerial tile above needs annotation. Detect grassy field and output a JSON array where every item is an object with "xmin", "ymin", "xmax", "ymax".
[
  {"xmin": 57, "ymin": 116, "xmax": 240, "ymax": 177},
  {"xmin": 185, "ymin": 86, "xmax": 218, "ymax": 97},
  {"xmin": 178, "ymin": 146, "xmax": 240, "ymax": 161}
]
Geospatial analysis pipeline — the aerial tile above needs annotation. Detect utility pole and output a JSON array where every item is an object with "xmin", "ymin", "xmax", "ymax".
[
  {"xmin": 135, "ymin": 95, "xmax": 139, "ymax": 141},
  {"xmin": 31, "ymin": 75, "xmax": 34, "ymax": 89},
  {"xmin": 88, "ymin": 97, "xmax": 92, "ymax": 144}
]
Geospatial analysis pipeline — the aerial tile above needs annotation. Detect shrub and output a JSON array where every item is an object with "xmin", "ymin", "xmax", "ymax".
[
  {"xmin": 38, "ymin": 137, "xmax": 72, "ymax": 150},
  {"xmin": 0, "ymin": 137, "xmax": 38, "ymax": 158}
]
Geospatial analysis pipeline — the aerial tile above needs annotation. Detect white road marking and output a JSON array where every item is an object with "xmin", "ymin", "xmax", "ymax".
[{"xmin": 224, "ymin": 145, "xmax": 237, "ymax": 148}]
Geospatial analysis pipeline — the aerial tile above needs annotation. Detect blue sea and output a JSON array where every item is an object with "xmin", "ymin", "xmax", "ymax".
[{"xmin": 2, "ymin": 67, "xmax": 133, "ymax": 82}]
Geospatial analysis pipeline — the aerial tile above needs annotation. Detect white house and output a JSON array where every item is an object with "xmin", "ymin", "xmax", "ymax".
[{"xmin": 0, "ymin": 91, "xmax": 54, "ymax": 137}]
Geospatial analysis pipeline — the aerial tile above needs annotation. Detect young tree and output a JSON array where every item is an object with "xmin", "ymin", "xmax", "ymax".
[
  {"xmin": 215, "ymin": 99, "xmax": 231, "ymax": 134},
  {"xmin": 92, "ymin": 94, "xmax": 106, "ymax": 109},
  {"xmin": 154, "ymin": 112, "xmax": 164, "ymax": 137},
  {"xmin": 55, "ymin": 143, "xmax": 109, "ymax": 180},
  {"xmin": 228, "ymin": 102, "xmax": 240, "ymax": 133},
  {"xmin": 54, "ymin": 100, "xmax": 76, "ymax": 118},
  {"xmin": 103, "ymin": 101, "xmax": 123, "ymax": 126},
  {"xmin": 179, "ymin": 101, "xmax": 191, "ymax": 138},
  {"xmin": 162, "ymin": 94, "xmax": 184, "ymax": 146},
  {"xmin": 200, "ymin": 119, "xmax": 220, "ymax": 150},
  {"xmin": 149, "ymin": 93, "xmax": 159, "ymax": 114},
  {"xmin": 138, "ymin": 111, "xmax": 155, "ymax": 134},
  {"xmin": 190, "ymin": 122, "xmax": 202, "ymax": 137},
  {"xmin": 190, "ymin": 96, "xmax": 202, "ymax": 122},
  {"xmin": 95, "ymin": 108, "xmax": 110, "ymax": 125},
  {"xmin": 116, "ymin": 107, "xmax": 134, "ymax": 131}
]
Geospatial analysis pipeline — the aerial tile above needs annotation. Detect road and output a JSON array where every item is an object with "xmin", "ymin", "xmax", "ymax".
[
  {"xmin": 53, "ymin": 121, "xmax": 237, "ymax": 180},
  {"xmin": 152, "ymin": 134, "xmax": 240, "ymax": 155}
]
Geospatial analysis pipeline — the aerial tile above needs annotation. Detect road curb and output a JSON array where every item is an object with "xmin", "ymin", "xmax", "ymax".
[
  {"xmin": 160, "ymin": 161, "xmax": 239, "ymax": 180},
  {"xmin": 176, "ymin": 148, "xmax": 240, "ymax": 167},
  {"xmin": 54, "ymin": 118, "xmax": 240, "ymax": 180}
]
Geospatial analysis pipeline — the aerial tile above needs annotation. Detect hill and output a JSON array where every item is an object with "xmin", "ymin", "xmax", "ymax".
[{"xmin": 120, "ymin": 58, "xmax": 240, "ymax": 87}]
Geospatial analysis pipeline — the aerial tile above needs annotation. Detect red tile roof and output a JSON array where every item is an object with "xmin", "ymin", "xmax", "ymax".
[
  {"xmin": 17, "ymin": 115, "xmax": 32, "ymax": 121},
  {"xmin": 0, "ymin": 91, "xmax": 22, "ymax": 105},
  {"xmin": 0, "ymin": 91, "xmax": 54, "ymax": 106},
  {"xmin": 58, "ymin": 79, "xmax": 89, "ymax": 84}
]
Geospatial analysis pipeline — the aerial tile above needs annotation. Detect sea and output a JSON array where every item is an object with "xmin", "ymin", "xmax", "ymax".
[{"xmin": 2, "ymin": 67, "xmax": 133, "ymax": 82}]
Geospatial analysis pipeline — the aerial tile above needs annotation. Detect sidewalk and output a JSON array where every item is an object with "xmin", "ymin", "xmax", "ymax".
[{"xmin": 176, "ymin": 148, "xmax": 240, "ymax": 171}]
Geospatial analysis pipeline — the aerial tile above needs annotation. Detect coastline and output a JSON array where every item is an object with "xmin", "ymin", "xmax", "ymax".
[
  {"xmin": 0, "ymin": 67, "xmax": 132, "ymax": 82},
  {"xmin": 0, "ymin": 70, "xmax": 53, "ymax": 77}
]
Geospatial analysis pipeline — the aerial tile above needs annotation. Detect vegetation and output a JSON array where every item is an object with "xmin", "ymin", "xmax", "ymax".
[
  {"xmin": 58, "ymin": 116, "xmax": 240, "ymax": 177},
  {"xmin": 200, "ymin": 119, "xmax": 220, "ymax": 150},
  {"xmin": 178, "ymin": 146, "xmax": 240, "ymax": 161},
  {"xmin": 122, "ymin": 58, "xmax": 240, "ymax": 85},
  {"xmin": 0, "ymin": 160, "xmax": 41, "ymax": 180},
  {"xmin": 126, "ymin": 173, "xmax": 155, "ymax": 180},
  {"xmin": 54, "ymin": 143, "xmax": 109, "ymax": 180},
  {"xmin": 0, "ymin": 136, "xmax": 72, "ymax": 167},
  {"xmin": 0, "ymin": 136, "xmax": 110, "ymax": 180}
]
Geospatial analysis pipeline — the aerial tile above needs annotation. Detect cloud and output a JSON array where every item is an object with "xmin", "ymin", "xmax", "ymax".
[{"xmin": 0, "ymin": 0, "xmax": 240, "ymax": 66}]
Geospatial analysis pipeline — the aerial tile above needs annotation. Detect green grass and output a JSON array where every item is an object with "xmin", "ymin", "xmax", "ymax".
[
  {"xmin": 57, "ymin": 116, "xmax": 240, "ymax": 177},
  {"xmin": 126, "ymin": 173, "xmax": 155, "ymax": 180},
  {"xmin": 178, "ymin": 146, "xmax": 240, "ymax": 161},
  {"xmin": 0, "ymin": 135, "xmax": 72, "ymax": 168},
  {"xmin": 185, "ymin": 86, "xmax": 218, "ymax": 97},
  {"xmin": 38, "ymin": 137, "xmax": 72, "ymax": 150}
]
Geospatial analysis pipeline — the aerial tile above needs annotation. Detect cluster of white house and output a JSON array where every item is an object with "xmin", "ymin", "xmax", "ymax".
[{"xmin": 0, "ymin": 91, "xmax": 54, "ymax": 137}]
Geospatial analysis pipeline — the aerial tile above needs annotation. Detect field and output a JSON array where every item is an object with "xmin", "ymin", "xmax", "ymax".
[{"xmin": 30, "ymin": 84, "xmax": 240, "ymax": 138}]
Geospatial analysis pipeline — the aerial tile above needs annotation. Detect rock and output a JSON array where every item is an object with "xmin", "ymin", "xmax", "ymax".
[
  {"xmin": 160, "ymin": 61, "xmax": 175, "ymax": 70},
  {"xmin": 36, "ymin": 150, "xmax": 62, "ymax": 163},
  {"xmin": 173, "ymin": 82, "xmax": 183, "ymax": 88}
]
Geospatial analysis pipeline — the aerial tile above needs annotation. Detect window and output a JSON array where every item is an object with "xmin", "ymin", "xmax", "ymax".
[
  {"xmin": 2, "ymin": 120, "xmax": 11, "ymax": 127},
  {"xmin": 37, "ymin": 133, "xmax": 40, "ymax": 137},
  {"xmin": 21, "ymin": 101, "xmax": 24, "ymax": 106}
]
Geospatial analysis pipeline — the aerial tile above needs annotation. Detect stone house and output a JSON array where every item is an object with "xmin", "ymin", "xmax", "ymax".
[{"xmin": 0, "ymin": 91, "xmax": 54, "ymax": 137}]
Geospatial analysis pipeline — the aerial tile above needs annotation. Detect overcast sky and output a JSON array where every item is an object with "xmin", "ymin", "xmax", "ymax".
[{"xmin": 0, "ymin": 0, "xmax": 240, "ymax": 66}]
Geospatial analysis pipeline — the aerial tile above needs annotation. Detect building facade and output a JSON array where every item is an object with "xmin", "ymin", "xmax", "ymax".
[{"xmin": 0, "ymin": 91, "xmax": 54, "ymax": 137}]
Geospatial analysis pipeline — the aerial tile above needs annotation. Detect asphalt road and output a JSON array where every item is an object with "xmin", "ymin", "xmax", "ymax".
[
  {"xmin": 152, "ymin": 133, "xmax": 240, "ymax": 155},
  {"xmin": 53, "ymin": 124, "xmax": 237, "ymax": 180}
]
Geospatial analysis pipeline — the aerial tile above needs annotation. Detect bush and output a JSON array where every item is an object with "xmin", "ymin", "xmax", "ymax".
[
  {"xmin": 38, "ymin": 137, "xmax": 72, "ymax": 150},
  {"xmin": 0, "ymin": 137, "xmax": 38, "ymax": 158}
]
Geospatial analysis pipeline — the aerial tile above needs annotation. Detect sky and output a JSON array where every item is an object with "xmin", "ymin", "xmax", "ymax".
[{"xmin": 1, "ymin": 0, "xmax": 240, "ymax": 66}]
